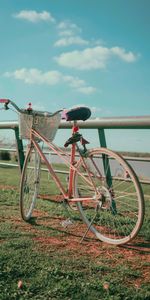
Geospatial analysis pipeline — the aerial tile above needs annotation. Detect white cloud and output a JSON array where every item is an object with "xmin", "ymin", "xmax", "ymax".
[
  {"xmin": 5, "ymin": 69, "xmax": 61, "ymax": 85},
  {"xmin": 4, "ymin": 68, "xmax": 96, "ymax": 95},
  {"xmin": 58, "ymin": 30, "xmax": 75, "ymax": 37},
  {"xmin": 54, "ymin": 20, "xmax": 89, "ymax": 47},
  {"xmin": 55, "ymin": 47, "xmax": 110, "ymax": 70},
  {"xmin": 54, "ymin": 36, "xmax": 89, "ymax": 47},
  {"xmin": 111, "ymin": 47, "xmax": 138, "ymax": 62},
  {"xmin": 63, "ymin": 75, "xmax": 96, "ymax": 94},
  {"xmin": 63, "ymin": 75, "xmax": 85, "ymax": 88},
  {"xmin": 57, "ymin": 21, "xmax": 81, "ymax": 32},
  {"xmin": 55, "ymin": 46, "xmax": 138, "ymax": 70},
  {"xmin": 14, "ymin": 10, "xmax": 56, "ymax": 23}
]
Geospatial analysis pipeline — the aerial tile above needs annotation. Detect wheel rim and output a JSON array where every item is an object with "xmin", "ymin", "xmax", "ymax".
[
  {"xmin": 74, "ymin": 148, "xmax": 144, "ymax": 245},
  {"xmin": 20, "ymin": 147, "xmax": 40, "ymax": 221}
]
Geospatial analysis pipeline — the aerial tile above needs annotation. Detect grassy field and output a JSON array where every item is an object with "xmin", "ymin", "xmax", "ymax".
[{"xmin": 0, "ymin": 165, "xmax": 150, "ymax": 299}]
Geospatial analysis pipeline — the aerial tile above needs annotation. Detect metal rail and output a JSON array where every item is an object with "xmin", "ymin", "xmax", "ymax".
[
  {"xmin": 1, "ymin": 115, "xmax": 150, "ymax": 130},
  {"xmin": 1, "ymin": 147, "xmax": 150, "ymax": 163},
  {"xmin": 60, "ymin": 116, "xmax": 150, "ymax": 129},
  {"xmin": 0, "ymin": 115, "xmax": 150, "ymax": 173}
]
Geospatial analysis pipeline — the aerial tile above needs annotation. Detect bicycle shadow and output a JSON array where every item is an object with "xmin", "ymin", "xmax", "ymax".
[
  {"xmin": 27, "ymin": 215, "xmax": 98, "ymax": 243},
  {"xmin": 27, "ymin": 215, "xmax": 150, "ymax": 252},
  {"xmin": 120, "ymin": 241, "xmax": 150, "ymax": 254}
]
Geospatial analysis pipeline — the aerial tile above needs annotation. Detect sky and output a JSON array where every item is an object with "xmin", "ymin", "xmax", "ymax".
[{"xmin": 0, "ymin": 0, "xmax": 150, "ymax": 152}]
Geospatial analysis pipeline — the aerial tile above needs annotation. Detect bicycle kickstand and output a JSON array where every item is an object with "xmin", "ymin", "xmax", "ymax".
[{"xmin": 80, "ymin": 212, "xmax": 97, "ymax": 243}]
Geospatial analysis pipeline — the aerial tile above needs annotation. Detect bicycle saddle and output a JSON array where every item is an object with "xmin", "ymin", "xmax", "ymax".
[{"xmin": 65, "ymin": 106, "xmax": 91, "ymax": 121}]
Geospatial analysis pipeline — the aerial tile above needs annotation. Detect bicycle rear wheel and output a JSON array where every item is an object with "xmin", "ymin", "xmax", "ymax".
[
  {"xmin": 20, "ymin": 145, "xmax": 41, "ymax": 221},
  {"xmin": 73, "ymin": 148, "xmax": 144, "ymax": 245}
]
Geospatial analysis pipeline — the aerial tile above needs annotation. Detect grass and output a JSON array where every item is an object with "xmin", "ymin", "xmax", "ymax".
[{"xmin": 0, "ymin": 166, "xmax": 150, "ymax": 299}]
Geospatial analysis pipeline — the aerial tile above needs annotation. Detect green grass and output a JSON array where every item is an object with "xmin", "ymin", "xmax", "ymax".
[{"xmin": 0, "ymin": 166, "xmax": 150, "ymax": 299}]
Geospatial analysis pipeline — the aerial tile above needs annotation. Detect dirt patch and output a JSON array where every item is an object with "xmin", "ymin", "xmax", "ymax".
[
  {"xmin": 29, "ymin": 211, "xmax": 150, "ymax": 257},
  {"xmin": 38, "ymin": 194, "xmax": 64, "ymax": 202},
  {"xmin": 33, "ymin": 236, "xmax": 67, "ymax": 248},
  {"xmin": 1, "ymin": 187, "xmax": 149, "ymax": 288},
  {"xmin": 31, "ymin": 226, "xmax": 150, "ymax": 286},
  {"xmin": 0, "ymin": 239, "xmax": 5, "ymax": 244},
  {"xmin": 0, "ymin": 184, "xmax": 18, "ymax": 191},
  {"xmin": 2, "ymin": 208, "xmax": 150, "ymax": 288}
]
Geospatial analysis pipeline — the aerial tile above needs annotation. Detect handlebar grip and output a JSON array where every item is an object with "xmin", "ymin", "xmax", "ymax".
[
  {"xmin": 0, "ymin": 99, "xmax": 10, "ymax": 104},
  {"xmin": 0, "ymin": 99, "xmax": 21, "ymax": 112}
]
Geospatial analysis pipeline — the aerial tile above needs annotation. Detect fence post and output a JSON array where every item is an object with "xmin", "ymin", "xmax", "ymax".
[
  {"xmin": 98, "ymin": 128, "xmax": 107, "ymax": 148},
  {"xmin": 98, "ymin": 128, "xmax": 112, "ymax": 187},
  {"xmin": 14, "ymin": 127, "xmax": 24, "ymax": 172}
]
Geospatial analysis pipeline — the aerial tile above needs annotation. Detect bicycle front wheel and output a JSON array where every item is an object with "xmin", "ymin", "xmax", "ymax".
[
  {"xmin": 73, "ymin": 148, "xmax": 144, "ymax": 245},
  {"xmin": 20, "ymin": 145, "xmax": 41, "ymax": 221}
]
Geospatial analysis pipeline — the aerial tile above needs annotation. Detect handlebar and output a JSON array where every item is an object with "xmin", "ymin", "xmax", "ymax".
[
  {"xmin": 0, "ymin": 99, "xmax": 22, "ymax": 112},
  {"xmin": 0, "ymin": 99, "xmax": 10, "ymax": 103},
  {"xmin": 0, "ymin": 99, "xmax": 62, "ymax": 117}
]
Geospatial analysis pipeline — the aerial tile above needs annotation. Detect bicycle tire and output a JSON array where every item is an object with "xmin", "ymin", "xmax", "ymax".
[
  {"xmin": 20, "ymin": 145, "xmax": 41, "ymax": 221},
  {"xmin": 73, "ymin": 148, "xmax": 145, "ymax": 245}
]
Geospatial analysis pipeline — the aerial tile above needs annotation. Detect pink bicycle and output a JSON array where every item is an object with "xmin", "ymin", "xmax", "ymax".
[{"xmin": 0, "ymin": 99, "xmax": 144, "ymax": 245}]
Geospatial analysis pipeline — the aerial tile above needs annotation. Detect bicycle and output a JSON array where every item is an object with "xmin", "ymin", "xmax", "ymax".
[{"xmin": 0, "ymin": 99, "xmax": 145, "ymax": 245}]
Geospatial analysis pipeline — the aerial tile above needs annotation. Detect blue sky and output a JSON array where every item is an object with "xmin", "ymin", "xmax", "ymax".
[{"xmin": 0, "ymin": 0, "xmax": 150, "ymax": 151}]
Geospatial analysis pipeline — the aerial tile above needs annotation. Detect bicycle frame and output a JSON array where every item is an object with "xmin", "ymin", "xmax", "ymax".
[
  {"xmin": 28, "ymin": 124, "xmax": 98, "ymax": 203},
  {"xmin": 0, "ymin": 99, "xmax": 145, "ymax": 245}
]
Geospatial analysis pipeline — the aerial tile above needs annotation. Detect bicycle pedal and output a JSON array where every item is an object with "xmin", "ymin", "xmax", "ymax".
[{"xmin": 61, "ymin": 218, "xmax": 74, "ymax": 228}]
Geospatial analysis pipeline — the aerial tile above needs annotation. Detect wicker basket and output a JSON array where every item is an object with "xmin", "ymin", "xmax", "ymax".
[{"xmin": 19, "ymin": 111, "xmax": 61, "ymax": 141}]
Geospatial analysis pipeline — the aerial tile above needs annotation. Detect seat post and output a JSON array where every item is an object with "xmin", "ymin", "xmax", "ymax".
[{"xmin": 72, "ymin": 120, "xmax": 79, "ymax": 134}]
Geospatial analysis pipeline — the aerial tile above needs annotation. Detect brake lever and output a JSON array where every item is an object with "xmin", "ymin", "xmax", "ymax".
[{"xmin": 4, "ymin": 103, "xmax": 9, "ymax": 110}]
